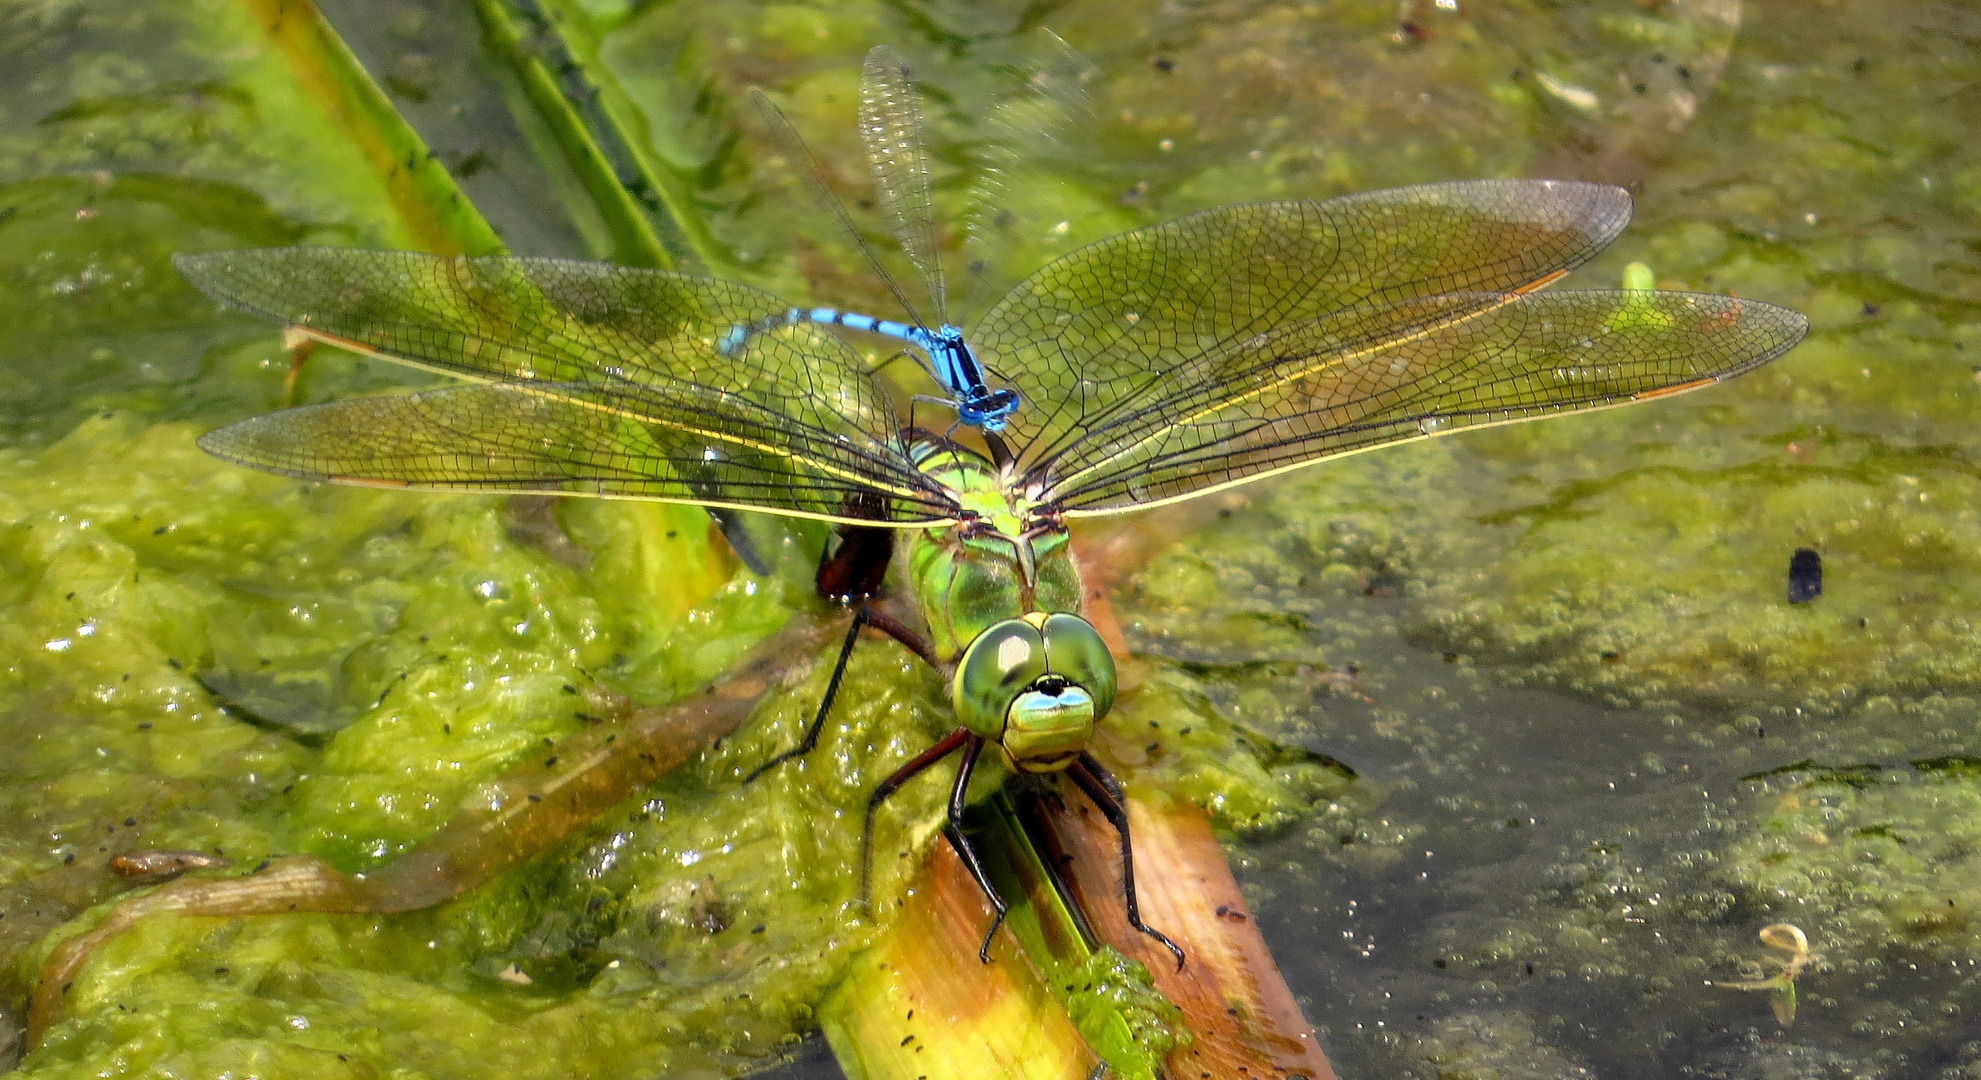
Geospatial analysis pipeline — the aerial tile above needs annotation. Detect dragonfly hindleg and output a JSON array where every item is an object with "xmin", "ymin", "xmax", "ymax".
[
  {"xmin": 859, "ymin": 728, "xmax": 972, "ymax": 909},
  {"xmin": 939, "ymin": 736, "xmax": 1011, "ymax": 963},
  {"xmin": 1067, "ymin": 753, "xmax": 1187, "ymax": 971}
]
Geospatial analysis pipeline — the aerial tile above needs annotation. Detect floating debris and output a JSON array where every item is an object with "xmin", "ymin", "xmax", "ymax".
[
  {"xmin": 1787, "ymin": 548, "xmax": 1823, "ymax": 604},
  {"xmin": 108, "ymin": 849, "xmax": 232, "ymax": 882}
]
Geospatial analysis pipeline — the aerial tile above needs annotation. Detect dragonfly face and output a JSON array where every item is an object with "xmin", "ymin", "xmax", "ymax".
[{"xmin": 952, "ymin": 611, "xmax": 1115, "ymax": 773}]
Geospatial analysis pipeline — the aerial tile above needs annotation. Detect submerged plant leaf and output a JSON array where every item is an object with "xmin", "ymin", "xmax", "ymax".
[
  {"xmin": 194, "ymin": 667, "xmax": 360, "ymax": 743},
  {"xmin": 468, "ymin": 0, "xmax": 730, "ymax": 271},
  {"xmin": 973, "ymin": 792, "xmax": 1186, "ymax": 1079},
  {"xmin": 1034, "ymin": 786, "xmax": 1337, "ymax": 1079},
  {"xmin": 236, "ymin": 0, "xmax": 503, "ymax": 256},
  {"xmin": 821, "ymin": 839, "xmax": 1102, "ymax": 1080}
]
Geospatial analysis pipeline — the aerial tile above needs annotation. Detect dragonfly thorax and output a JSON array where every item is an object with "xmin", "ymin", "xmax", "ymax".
[
  {"xmin": 904, "ymin": 432, "xmax": 1081, "ymax": 655},
  {"xmin": 905, "ymin": 434, "xmax": 1031, "ymax": 538},
  {"xmin": 908, "ymin": 487, "xmax": 1102, "ymax": 771}
]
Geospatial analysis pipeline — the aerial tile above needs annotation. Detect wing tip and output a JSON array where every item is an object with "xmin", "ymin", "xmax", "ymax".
[{"xmin": 196, "ymin": 416, "xmax": 287, "ymax": 472}]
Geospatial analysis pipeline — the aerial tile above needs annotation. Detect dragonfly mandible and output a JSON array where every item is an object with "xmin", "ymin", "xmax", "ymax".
[{"xmin": 175, "ymin": 45, "xmax": 1808, "ymax": 970}]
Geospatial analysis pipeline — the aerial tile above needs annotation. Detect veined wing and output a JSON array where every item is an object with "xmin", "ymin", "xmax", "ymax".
[
  {"xmin": 1036, "ymin": 289, "xmax": 1808, "ymax": 514},
  {"xmin": 958, "ymin": 32, "xmax": 1099, "ymax": 315},
  {"xmin": 859, "ymin": 45, "xmax": 948, "ymax": 324},
  {"xmin": 199, "ymin": 382, "xmax": 960, "ymax": 525},
  {"xmin": 174, "ymin": 248, "xmax": 902, "ymax": 451},
  {"xmin": 175, "ymin": 248, "xmax": 938, "ymax": 510},
  {"xmin": 970, "ymin": 180, "xmax": 1633, "ymax": 465}
]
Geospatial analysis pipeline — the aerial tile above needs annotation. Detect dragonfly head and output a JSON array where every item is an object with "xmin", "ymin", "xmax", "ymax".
[{"xmin": 952, "ymin": 612, "xmax": 1116, "ymax": 774}]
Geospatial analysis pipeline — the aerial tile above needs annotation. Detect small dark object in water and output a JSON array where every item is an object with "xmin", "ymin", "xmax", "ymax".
[{"xmin": 1787, "ymin": 548, "xmax": 1822, "ymax": 603}]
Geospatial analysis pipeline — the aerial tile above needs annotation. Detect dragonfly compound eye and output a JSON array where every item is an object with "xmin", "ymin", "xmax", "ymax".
[
  {"xmin": 952, "ymin": 618, "xmax": 1050, "ymax": 743},
  {"xmin": 1035, "ymin": 613, "xmax": 1116, "ymax": 720}
]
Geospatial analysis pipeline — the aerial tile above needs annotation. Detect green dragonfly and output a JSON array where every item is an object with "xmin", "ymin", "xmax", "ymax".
[{"xmin": 175, "ymin": 49, "xmax": 1807, "ymax": 970}]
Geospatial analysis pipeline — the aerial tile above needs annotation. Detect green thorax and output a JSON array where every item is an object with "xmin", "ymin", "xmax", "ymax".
[{"xmin": 902, "ymin": 439, "xmax": 1080, "ymax": 662}]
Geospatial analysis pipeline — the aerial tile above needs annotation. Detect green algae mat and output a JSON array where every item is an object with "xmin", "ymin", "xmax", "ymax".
[{"xmin": 2, "ymin": 1, "xmax": 1979, "ymax": 1077}]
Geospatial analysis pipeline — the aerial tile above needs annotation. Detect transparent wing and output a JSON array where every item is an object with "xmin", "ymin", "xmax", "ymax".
[
  {"xmin": 958, "ymin": 32, "xmax": 1099, "ymax": 315},
  {"xmin": 859, "ymin": 45, "xmax": 947, "ymax": 324},
  {"xmin": 750, "ymin": 88, "xmax": 926, "ymax": 327},
  {"xmin": 199, "ymin": 382, "xmax": 957, "ymax": 525},
  {"xmin": 970, "ymin": 179, "xmax": 1635, "ymax": 466},
  {"xmin": 176, "ymin": 248, "xmax": 949, "ymax": 520},
  {"xmin": 1041, "ymin": 289, "xmax": 1808, "ymax": 514}
]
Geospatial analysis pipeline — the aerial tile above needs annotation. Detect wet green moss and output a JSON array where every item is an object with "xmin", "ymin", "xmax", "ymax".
[
  {"xmin": 0, "ymin": 412, "xmax": 926, "ymax": 1072},
  {"xmin": 1726, "ymin": 760, "xmax": 1981, "ymax": 957},
  {"xmin": 1059, "ymin": 947, "xmax": 1189, "ymax": 1076}
]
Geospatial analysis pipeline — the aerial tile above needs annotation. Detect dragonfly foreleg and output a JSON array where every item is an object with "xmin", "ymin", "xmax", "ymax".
[
  {"xmin": 859, "ymin": 728, "xmax": 973, "ymax": 909},
  {"xmin": 743, "ymin": 607, "xmax": 872, "ymax": 784},
  {"xmin": 1068, "ymin": 753, "xmax": 1187, "ymax": 971}
]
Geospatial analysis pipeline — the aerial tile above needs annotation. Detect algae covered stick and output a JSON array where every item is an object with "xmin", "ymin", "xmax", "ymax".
[{"xmin": 171, "ymin": 44, "xmax": 1806, "ymax": 969}]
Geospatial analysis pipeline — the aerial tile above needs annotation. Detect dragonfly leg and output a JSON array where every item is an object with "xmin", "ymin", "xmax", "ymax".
[
  {"xmin": 860, "ymin": 605, "xmax": 942, "ymax": 670},
  {"xmin": 743, "ymin": 607, "xmax": 871, "ymax": 784},
  {"xmin": 859, "ymin": 728, "xmax": 972, "ymax": 909},
  {"xmin": 1068, "ymin": 753, "xmax": 1187, "ymax": 971},
  {"xmin": 935, "ymin": 736, "xmax": 1012, "ymax": 964}
]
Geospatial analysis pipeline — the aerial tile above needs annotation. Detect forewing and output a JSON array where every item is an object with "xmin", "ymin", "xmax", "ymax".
[
  {"xmin": 859, "ymin": 45, "xmax": 948, "ymax": 323},
  {"xmin": 199, "ymin": 382, "xmax": 958, "ymax": 525},
  {"xmin": 1041, "ymin": 290, "xmax": 1808, "ymax": 513},
  {"xmin": 970, "ymin": 179, "xmax": 1633, "ymax": 464},
  {"xmin": 176, "ymin": 249, "xmax": 898, "ymax": 439},
  {"xmin": 175, "ymin": 248, "xmax": 934, "ymax": 505}
]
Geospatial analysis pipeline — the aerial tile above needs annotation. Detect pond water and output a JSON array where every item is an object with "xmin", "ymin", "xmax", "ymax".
[{"xmin": 2, "ymin": 1, "xmax": 1978, "ymax": 1078}]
